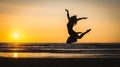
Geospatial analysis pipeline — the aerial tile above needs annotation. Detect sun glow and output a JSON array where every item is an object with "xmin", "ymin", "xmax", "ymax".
[
  {"xmin": 13, "ymin": 33, "xmax": 19, "ymax": 39},
  {"xmin": 0, "ymin": 0, "xmax": 119, "ymax": 43},
  {"xmin": 9, "ymin": 30, "xmax": 28, "ymax": 42}
]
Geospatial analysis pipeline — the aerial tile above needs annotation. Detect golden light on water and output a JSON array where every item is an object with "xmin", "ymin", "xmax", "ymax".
[
  {"xmin": 0, "ymin": 52, "xmax": 117, "ymax": 58},
  {"xmin": 0, "ymin": 52, "xmax": 97, "ymax": 58},
  {"xmin": 13, "ymin": 53, "xmax": 18, "ymax": 58}
]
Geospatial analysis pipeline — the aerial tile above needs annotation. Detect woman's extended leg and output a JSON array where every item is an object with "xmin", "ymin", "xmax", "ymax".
[{"xmin": 78, "ymin": 29, "xmax": 91, "ymax": 39}]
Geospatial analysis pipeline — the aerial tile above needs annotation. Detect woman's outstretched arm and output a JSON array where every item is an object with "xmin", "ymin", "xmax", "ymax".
[
  {"xmin": 77, "ymin": 17, "xmax": 87, "ymax": 21},
  {"xmin": 65, "ymin": 9, "xmax": 70, "ymax": 20}
]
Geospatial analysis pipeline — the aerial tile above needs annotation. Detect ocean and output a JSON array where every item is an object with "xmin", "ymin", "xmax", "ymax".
[{"xmin": 0, "ymin": 43, "xmax": 120, "ymax": 58}]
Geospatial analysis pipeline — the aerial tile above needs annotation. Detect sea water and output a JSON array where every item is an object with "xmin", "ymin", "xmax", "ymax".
[{"xmin": 0, "ymin": 43, "xmax": 120, "ymax": 58}]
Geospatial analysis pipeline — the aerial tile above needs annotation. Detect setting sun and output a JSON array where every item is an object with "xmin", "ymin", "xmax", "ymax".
[
  {"xmin": 13, "ymin": 33, "xmax": 19, "ymax": 39},
  {"xmin": 0, "ymin": 0, "xmax": 120, "ymax": 43}
]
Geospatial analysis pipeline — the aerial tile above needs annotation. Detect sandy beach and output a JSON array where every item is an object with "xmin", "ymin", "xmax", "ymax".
[{"xmin": 0, "ymin": 57, "xmax": 120, "ymax": 67}]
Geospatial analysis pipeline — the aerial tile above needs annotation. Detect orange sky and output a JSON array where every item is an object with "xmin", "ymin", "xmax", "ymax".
[{"xmin": 0, "ymin": 0, "xmax": 120, "ymax": 43}]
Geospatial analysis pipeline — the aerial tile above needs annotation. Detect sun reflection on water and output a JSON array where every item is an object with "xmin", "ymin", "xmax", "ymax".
[
  {"xmin": 0, "ymin": 52, "xmax": 119, "ymax": 58},
  {"xmin": 0, "ymin": 52, "xmax": 102, "ymax": 58},
  {"xmin": 13, "ymin": 53, "xmax": 18, "ymax": 58}
]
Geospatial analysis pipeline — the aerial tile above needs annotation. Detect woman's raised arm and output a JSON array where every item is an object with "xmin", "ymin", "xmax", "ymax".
[{"xmin": 65, "ymin": 9, "xmax": 70, "ymax": 20}]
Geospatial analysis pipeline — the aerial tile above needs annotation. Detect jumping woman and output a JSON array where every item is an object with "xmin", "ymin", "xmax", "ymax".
[{"xmin": 65, "ymin": 9, "xmax": 91, "ymax": 44}]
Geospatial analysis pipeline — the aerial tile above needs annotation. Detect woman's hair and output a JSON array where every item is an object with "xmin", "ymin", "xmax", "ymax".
[{"xmin": 70, "ymin": 15, "xmax": 77, "ymax": 25}]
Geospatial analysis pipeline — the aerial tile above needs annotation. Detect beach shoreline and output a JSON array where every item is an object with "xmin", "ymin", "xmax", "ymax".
[{"xmin": 0, "ymin": 57, "xmax": 120, "ymax": 67}]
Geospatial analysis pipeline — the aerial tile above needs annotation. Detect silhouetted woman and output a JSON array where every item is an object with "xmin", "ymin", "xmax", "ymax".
[{"xmin": 65, "ymin": 9, "xmax": 91, "ymax": 44}]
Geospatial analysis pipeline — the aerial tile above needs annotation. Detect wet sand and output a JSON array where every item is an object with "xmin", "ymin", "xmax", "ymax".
[{"xmin": 0, "ymin": 57, "xmax": 120, "ymax": 67}]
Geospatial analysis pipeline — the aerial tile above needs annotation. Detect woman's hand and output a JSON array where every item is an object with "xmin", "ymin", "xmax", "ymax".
[
  {"xmin": 82, "ymin": 17, "xmax": 88, "ymax": 20},
  {"xmin": 65, "ymin": 9, "xmax": 69, "ymax": 12}
]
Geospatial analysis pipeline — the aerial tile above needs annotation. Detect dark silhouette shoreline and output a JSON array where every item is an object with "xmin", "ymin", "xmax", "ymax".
[{"xmin": 0, "ymin": 57, "xmax": 120, "ymax": 67}]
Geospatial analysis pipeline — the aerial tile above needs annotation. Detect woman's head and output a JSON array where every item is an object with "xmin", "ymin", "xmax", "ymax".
[
  {"xmin": 70, "ymin": 15, "xmax": 77, "ymax": 25},
  {"xmin": 71, "ymin": 15, "xmax": 77, "ymax": 20}
]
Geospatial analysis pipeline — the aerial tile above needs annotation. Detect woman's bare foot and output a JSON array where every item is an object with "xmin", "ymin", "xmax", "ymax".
[{"xmin": 78, "ymin": 29, "xmax": 91, "ymax": 39}]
